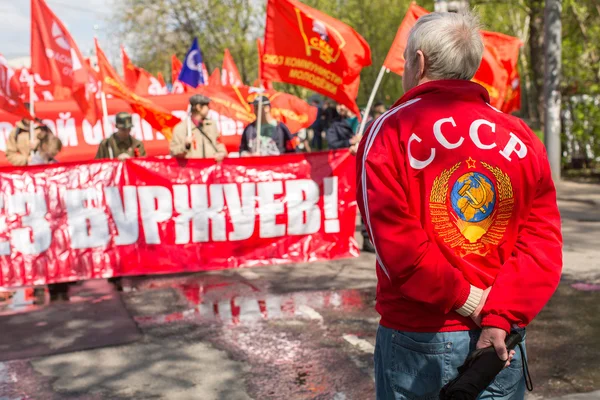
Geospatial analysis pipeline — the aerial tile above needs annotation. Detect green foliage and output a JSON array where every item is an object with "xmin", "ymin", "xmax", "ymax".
[
  {"xmin": 113, "ymin": 0, "xmax": 263, "ymax": 84},
  {"xmin": 561, "ymin": 0, "xmax": 600, "ymax": 94},
  {"xmin": 564, "ymin": 96, "xmax": 600, "ymax": 164},
  {"xmin": 111, "ymin": 0, "xmax": 600, "ymax": 165}
]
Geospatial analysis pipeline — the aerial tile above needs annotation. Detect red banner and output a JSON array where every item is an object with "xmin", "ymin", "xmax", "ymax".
[{"xmin": 0, "ymin": 152, "xmax": 358, "ymax": 288}]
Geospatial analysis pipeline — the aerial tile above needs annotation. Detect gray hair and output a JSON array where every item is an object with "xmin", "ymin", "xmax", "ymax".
[{"xmin": 405, "ymin": 11, "xmax": 484, "ymax": 80}]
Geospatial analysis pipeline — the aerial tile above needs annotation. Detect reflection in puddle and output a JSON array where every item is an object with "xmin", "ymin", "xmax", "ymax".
[
  {"xmin": 0, "ymin": 287, "xmax": 48, "ymax": 316},
  {"xmin": 127, "ymin": 276, "xmax": 365, "ymax": 327}
]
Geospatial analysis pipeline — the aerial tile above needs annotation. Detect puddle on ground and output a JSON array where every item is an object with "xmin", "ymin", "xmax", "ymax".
[
  {"xmin": 0, "ymin": 287, "xmax": 48, "ymax": 316},
  {"xmin": 123, "ymin": 275, "xmax": 366, "ymax": 327},
  {"xmin": 571, "ymin": 282, "xmax": 600, "ymax": 292}
]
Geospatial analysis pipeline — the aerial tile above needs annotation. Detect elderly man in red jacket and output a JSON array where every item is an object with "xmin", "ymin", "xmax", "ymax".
[{"xmin": 357, "ymin": 11, "xmax": 562, "ymax": 400}]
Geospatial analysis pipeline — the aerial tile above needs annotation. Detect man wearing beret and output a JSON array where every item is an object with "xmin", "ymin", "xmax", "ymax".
[{"xmin": 170, "ymin": 94, "xmax": 227, "ymax": 160}]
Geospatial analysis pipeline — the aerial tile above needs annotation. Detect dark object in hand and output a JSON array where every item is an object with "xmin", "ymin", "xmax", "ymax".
[{"xmin": 439, "ymin": 332, "xmax": 523, "ymax": 400}]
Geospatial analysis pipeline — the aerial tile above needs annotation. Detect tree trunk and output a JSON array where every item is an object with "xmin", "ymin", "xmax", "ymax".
[
  {"xmin": 529, "ymin": 0, "xmax": 545, "ymax": 128},
  {"xmin": 544, "ymin": 0, "xmax": 562, "ymax": 180}
]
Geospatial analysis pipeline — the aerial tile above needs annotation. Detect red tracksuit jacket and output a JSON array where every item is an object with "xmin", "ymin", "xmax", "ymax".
[{"xmin": 356, "ymin": 80, "xmax": 563, "ymax": 333}]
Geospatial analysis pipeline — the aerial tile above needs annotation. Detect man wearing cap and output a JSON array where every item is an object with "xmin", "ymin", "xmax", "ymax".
[
  {"xmin": 240, "ymin": 96, "xmax": 297, "ymax": 156},
  {"xmin": 95, "ymin": 112, "xmax": 146, "ymax": 160},
  {"xmin": 170, "ymin": 94, "xmax": 227, "ymax": 160}
]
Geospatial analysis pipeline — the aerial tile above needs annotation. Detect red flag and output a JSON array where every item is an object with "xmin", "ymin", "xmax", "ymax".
[
  {"xmin": 195, "ymin": 85, "xmax": 255, "ymax": 125},
  {"xmin": 195, "ymin": 84, "xmax": 317, "ymax": 134},
  {"xmin": 208, "ymin": 68, "xmax": 221, "ymax": 86},
  {"xmin": 15, "ymin": 68, "xmax": 57, "ymax": 101},
  {"xmin": 95, "ymin": 39, "xmax": 180, "ymax": 140},
  {"xmin": 256, "ymin": 39, "xmax": 274, "ymax": 90},
  {"xmin": 221, "ymin": 49, "xmax": 243, "ymax": 86},
  {"xmin": 157, "ymin": 72, "xmax": 167, "ymax": 89},
  {"xmin": 263, "ymin": 0, "xmax": 371, "ymax": 117},
  {"xmin": 383, "ymin": 3, "xmax": 428, "ymax": 76},
  {"xmin": 472, "ymin": 45, "xmax": 509, "ymax": 110},
  {"xmin": 384, "ymin": 4, "xmax": 522, "ymax": 112},
  {"xmin": 133, "ymin": 69, "xmax": 168, "ymax": 96},
  {"xmin": 121, "ymin": 46, "xmax": 140, "ymax": 90},
  {"xmin": 171, "ymin": 55, "xmax": 188, "ymax": 94},
  {"xmin": 30, "ymin": 0, "xmax": 99, "ymax": 123},
  {"xmin": 0, "ymin": 55, "xmax": 35, "ymax": 119},
  {"xmin": 482, "ymin": 32, "xmax": 522, "ymax": 113},
  {"xmin": 202, "ymin": 63, "xmax": 210, "ymax": 85},
  {"xmin": 245, "ymin": 88, "xmax": 318, "ymax": 134},
  {"xmin": 171, "ymin": 55, "xmax": 182, "ymax": 85}
]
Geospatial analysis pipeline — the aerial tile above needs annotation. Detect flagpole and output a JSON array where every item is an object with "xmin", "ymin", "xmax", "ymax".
[
  {"xmin": 186, "ymin": 104, "xmax": 192, "ymax": 138},
  {"xmin": 255, "ymin": 96, "xmax": 263, "ymax": 156},
  {"xmin": 95, "ymin": 37, "xmax": 110, "ymax": 137},
  {"xmin": 100, "ymin": 86, "xmax": 110, "ymax": 135},
  {"xmin": 255, "ymin": 46, "xmax": 263, "ymax": 156},
  {"xmin": 357, "ymin": 66, "xmax": 388, "ymax": 136},
  {"xmin": 29, "ymin": 76, "xmax": 35, "ymax": 142}
]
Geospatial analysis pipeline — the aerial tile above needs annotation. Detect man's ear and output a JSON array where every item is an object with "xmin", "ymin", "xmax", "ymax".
[{"xmin": 416, "ymin": 50, "xmax": 426, "ymax": 79}]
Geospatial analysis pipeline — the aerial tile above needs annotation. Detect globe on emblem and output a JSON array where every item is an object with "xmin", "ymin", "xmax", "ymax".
[{"xmin": 450, "ymin": 172, "xmax": 496, "ymax": 223}]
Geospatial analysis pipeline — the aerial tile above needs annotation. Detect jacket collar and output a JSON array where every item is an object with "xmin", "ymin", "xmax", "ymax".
[
  {"xmin": 16, "ymin": 119, "xmax": 30, "ymax": 131},
  {"xmin": 394, "ymin": 80, "xmax": 490, "ymax": 107}
]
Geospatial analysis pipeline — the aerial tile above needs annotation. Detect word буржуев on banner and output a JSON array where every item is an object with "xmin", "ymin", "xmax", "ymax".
[{"xmin": 0, "ymin": 151, "xmax": 357, "ymax": 288}]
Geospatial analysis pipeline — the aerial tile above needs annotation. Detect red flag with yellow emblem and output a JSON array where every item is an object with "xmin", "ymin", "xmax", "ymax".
[
  {"xmin": 262, "ymin": 0, "xmax": 371, "ymax": 116},
  {"xmin": 95, "ymin": 39, "xmax": 180, "ymax": 140}
]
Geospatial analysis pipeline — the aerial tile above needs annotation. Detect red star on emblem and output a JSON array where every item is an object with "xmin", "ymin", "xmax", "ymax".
[{"xmin": 466, "ymin": 157, "xmax": 477, "ymax": 169}]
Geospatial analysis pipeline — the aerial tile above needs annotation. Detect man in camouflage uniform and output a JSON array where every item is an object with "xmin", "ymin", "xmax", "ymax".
[
  {"xmin": 95, "ymin": 112, "xmax": 146, "ymax": 160},
  {"xmin": 170, "ymin": 94, "xmax": 227, "ymax": 160}
]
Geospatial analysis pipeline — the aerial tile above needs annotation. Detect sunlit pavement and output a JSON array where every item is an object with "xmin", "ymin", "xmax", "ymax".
[{"xmin": 0, "ymin": 181, "xmax": 599, "ymax": 400}]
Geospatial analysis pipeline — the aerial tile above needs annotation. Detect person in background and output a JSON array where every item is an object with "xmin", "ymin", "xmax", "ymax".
[
  {"xmin": 309, "ymin": 99, "xmax": 325, "ymax": 151},
  {"xmin": 372, "ymin": 102, "xmax": 387, "ymax": 120},
  {"xmin": 95, "ymin": 112, "xmax": 146, "ymax": 160},
  {"xmin": 295, "ymin": 128, "xmax": 312, "ymax": 153},
  {"xmin": 29, "ymin": 134, "xmax": 63, "ymax": 165},
  {"xmin": 6, "ymin": 104, "xmax": 47, "ymax": 166},
  {"xmin": 240, "ymin": 96, "xmax": 298, "ymax": 156},
  {"xmin": 170, "ymin": 94, "xmax": 227, "ymax": 160},
  {"xmin": 327, "ymin": 104, "xmax": 374, "ymax": 253},
  {"xmin": 326, "ymin": 104, "xmax": 360, "ymax": 152}
]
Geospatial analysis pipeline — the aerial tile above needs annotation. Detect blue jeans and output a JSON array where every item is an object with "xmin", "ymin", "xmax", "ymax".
[{"xmin": 375, "ymin": 325, "xmax": 527, "ymax": 400}]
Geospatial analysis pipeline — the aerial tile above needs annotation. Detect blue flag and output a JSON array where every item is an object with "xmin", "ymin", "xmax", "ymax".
[{"xmin": 178, "ymin": 38, "xmax": 205, "ymax": 88}]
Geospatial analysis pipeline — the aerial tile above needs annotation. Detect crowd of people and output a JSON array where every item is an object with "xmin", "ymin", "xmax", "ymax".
[{"xmin": 5, "ymin": 95, "xmax": 387, "ymax": 167}]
